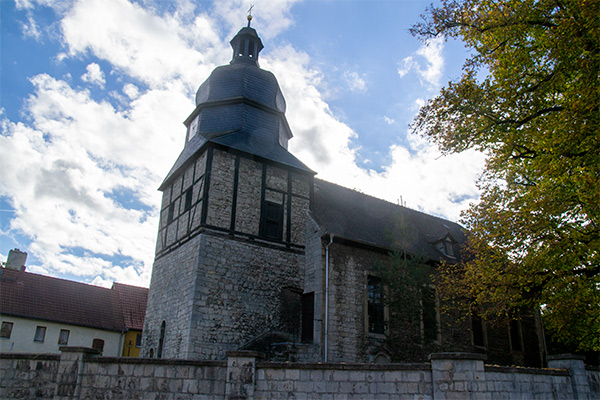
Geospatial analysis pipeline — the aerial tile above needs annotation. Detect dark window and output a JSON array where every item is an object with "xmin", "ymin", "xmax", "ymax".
[
  {"xmin": 158, "ymin": 321, "xmax": 166, "ymax": 358},
  {"xmin": 184, "ymin": 188, "xmax": 193, "ymax": 210},
  {"xmin": 249, "ymin": 40, "xmax": 256, "ymax": 58},
  {"xmin": 436, "ymin": 238, "xmax": 454, "ymax": 257},
  {"xmin": 92, "ymin": 338, "xmax": 105, "ymax": 353},
  {"xmin": 301, "ymin": 292, "xmax": 315, "ymax": 342},
  {"xmin": 34, "ymin": 326, "xmax": 46, "ymax": 342},
  {"xmin": 0, "ymin": 321, "xmax": 13, "ymax": 338},
  {"xmin": 510, "ymin": 319, "xmax": 523, "ymax": 351},
  {"xmin": 472, "ymin": 311, "xmax": 485, "ymax": 348},
  {"xmin": 167, "ymin": 202, "xmax": 175, "ymax": 223},
  {"xmin": 422, "ymin": 287, "xmax": 439, "ymax": 343},
  {"xmin": 135, "ymin": 333, "xmax": 142, "ymax": 347},
  {"xmin": 58, "ymin": 329, "xmax": 70, "ymax": 345},
  {"xmin": 368, "ymin": 276, "xmax": 385, "ymax": 334},
  {"xmin": 260, "ymin": 200, "xmax": 284, "ymax": 240}
]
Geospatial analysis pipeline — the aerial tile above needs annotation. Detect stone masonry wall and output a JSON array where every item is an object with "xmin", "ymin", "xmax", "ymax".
[
  {"xmin": 146, "ymin": 145, "xmax": 312, "ymax": 361},
  {"xmin": 0, "ymin": 354, "xmax": 59, "ymax": 399},
  {"xmin": 321, "ymin": 239, "xmax": 543, "ymax": 366},
  {"xmin": 187, "ymin": 233, "xmax": 305, "ymax": 360},
  {"xmin": 143, "ymin": 237, "xmax": 201, "ymax": 359},
  {"xmin": 2, "ymin": 350, "xmax": 597, "ymax": 400}
]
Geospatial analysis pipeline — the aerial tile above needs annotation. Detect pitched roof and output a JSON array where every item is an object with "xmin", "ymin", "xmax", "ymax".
[
  {"xmin": 311, "ymin": 179, "xmax": 467, "ymax": 262},
  {"xmin": 0, "ymin": 268, "xmax": 148, "ymax": 332},
  {"xmin": 112, "ymin": 282, "xmax": 148, "ymax": 331}
]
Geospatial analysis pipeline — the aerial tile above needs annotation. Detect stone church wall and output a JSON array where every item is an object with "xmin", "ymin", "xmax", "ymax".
[{"xmin": 315, "ymin": 239, "xmax": 543, "ymax": 366}]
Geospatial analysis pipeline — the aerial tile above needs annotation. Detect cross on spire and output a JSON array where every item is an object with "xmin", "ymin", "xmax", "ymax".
[{"xmin": 247, "ymin": 5, "xmax": 254, "ymax": 27}]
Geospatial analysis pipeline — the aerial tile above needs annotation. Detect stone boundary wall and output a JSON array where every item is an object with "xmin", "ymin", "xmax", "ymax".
[{"xmin": 1, "ymin": 349, "xmax": 598, "ymax": 399}]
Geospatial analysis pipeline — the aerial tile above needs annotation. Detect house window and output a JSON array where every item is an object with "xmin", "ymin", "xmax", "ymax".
[
  {"xmin": 34, "ymin": 326, "xmax": 46, "ymax": 342},
  {"xmin": 92, "ymin": 338, "xmax": 105, "ymax": 353},
  {"xmin": 368, "ymin": 276, "xmax": 385, "ymax": 335},
  {"xmin": 509, "ymin": 318, "xmax": 523, "ymax": 351},
  {"xmin": 260, "ymin": 200, "xmax": 284, "ymax": 240},
  {"xmin": 184, "ymin": 187, "xmax": 193, "ymax": 211},
  {"xmin": 0, "ymin": 321, "xmax": 13, "ymax": 338},
  {"xmin": 135, "ymin": 333, "xmax": 142, "ymax": 347},
  {"xmin": 301, "ymin": 292, "xmax": 315, "ymax": 342},
  {"xmin": 58, "ymin": 329, "xmax": 70, "ymax": 345},
  {"xmin": 421, "ymin": 287, "xmax": 439, "ymax": 344},
  {"xmin": 158, "ymin": 321, "xmax": 166, "ymax": 358}
]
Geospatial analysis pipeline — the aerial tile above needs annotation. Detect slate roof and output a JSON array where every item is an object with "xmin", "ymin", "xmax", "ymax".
[
  {"xmin": 159, "ymin": 131, "xmax": 313, "ymax": 190},
  {"xmin": 0, "ymin": 268, "xmax": 148, "ymax": 332},
  {"xmin": 311, "ymin": 179, "xmax": 467, "ymax": 262}
]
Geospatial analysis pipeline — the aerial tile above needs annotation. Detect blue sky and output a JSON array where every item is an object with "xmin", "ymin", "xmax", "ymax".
[{"xmin": 0, "ymin": 0, "xmax": 485, "ymax": 287}]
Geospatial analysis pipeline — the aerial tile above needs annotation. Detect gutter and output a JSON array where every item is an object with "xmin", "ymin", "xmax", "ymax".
[{"xmin": 324, "ymin": 233, "xmax": 334, "ymax": 363}]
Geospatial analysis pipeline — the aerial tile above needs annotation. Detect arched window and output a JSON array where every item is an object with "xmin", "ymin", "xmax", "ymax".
[{"xmin": 157, "ymin": 321, "xmax": 166, "ymax": 358}]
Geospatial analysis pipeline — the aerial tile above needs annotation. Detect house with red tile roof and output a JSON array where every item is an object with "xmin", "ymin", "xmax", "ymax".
[{"xmin": 0, "ymin": 260, "xmax": 148, "ymax": 357}]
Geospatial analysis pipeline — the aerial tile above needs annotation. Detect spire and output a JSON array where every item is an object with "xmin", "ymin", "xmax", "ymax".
[
  {"xmin": 247, "ymin": 5, "xmax": 254, "ymax": 27},
  {"xmin": 230, "ymin": 10, "xmax": 263, "ymax": 66}
]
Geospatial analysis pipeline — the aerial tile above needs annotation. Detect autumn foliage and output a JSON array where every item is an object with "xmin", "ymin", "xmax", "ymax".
[{"xmin": 411, "ymin": 0, "xmax": 600, "ymax": 351}]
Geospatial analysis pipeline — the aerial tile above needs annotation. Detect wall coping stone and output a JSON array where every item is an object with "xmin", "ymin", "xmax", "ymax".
[
  {"xmin": 0, "ymin": 353, "xmax": 60, "ymax": 361},
  {"xmin": 84, "ymin": 356, "xmax": 227, "ymax": 367},
  {"xmin": 548, "ymin": 354, "xmax": 587, "ymax": 361},
  {"xmin": 58, "ymin": 346, "xmax": 101, "ymax": 355},
  {"xmin": 257, "ymin": 361, "xmax": 431, "ymax": 371},
  {"xmin": 429, "ymin": 352, "xmax": 487, "ymax": 361},
  {"xmin": 485, "ymin": 365, "xmax": 570, "ymax": 376}
]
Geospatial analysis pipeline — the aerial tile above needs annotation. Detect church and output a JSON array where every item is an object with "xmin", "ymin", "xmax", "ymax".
[{"xmin": 142, "ymin": 21, "xmax": 545, "ymax": 367}]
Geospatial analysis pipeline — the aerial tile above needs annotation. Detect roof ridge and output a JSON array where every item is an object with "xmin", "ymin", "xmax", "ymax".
[{"xmin": 0, "ymin": 267, "xmax": 112, "ymax": 290}]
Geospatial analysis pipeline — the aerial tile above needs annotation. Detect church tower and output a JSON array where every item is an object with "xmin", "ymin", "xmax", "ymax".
[{"xmin": 142, "ymin": 20, "xmax": 314, "ymax": 360}]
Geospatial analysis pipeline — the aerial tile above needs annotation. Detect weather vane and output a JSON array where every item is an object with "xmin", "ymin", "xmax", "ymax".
[{"xmin": 247, "ymin": 4, "xmax": 254, "ymax": 27}]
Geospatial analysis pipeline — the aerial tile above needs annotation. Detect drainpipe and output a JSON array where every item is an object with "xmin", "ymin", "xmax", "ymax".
[{"xmin": 324, "ymin": 234, "xmax": 334, "ymax": 363}]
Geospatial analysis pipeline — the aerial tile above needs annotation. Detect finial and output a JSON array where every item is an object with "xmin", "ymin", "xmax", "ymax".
[{"xmin": 247, "ymin": 4, "xmax": 254, "ymax": 27}]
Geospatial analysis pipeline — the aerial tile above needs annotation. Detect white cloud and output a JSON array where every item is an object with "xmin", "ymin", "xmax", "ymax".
[
  {"xmin": 398, "ymin": 36, "xmax": 445, "ymax": 89},
  {"xmin": 383, "ymin": 116, "xmax": 395, "ymax": 125},
  {"xmin": 343, "ymin": 70, "xmax": 367, "ymax": 93},
  {"xmin": 123, "ymin": 83, "xmax": 140, "ymax": 99},
  {"xmin": 61, "ymin": 0, "xmax": 224, "ymax": 91},
  {"xmin": 81, "ymin": 63, "xmax": 105, "ymax": 87}
]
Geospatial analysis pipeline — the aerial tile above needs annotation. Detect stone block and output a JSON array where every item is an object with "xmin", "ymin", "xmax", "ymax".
[{"xmin": 285, "ymin": 369, "xmax": 300, "ymax": 380}]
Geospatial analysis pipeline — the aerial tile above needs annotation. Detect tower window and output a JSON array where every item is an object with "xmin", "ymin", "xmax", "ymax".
[
  {"xmin": 167, "ymin": 202, "xmax": 175, "ymax": 224},
  {"xmin": 260, "ymin": 200, "xmax": 284, "ymax": 240},
  {"xmin": 367, "ymin": 276, "xmax": 385, "ymax": 335},
  {"xmin": 158, "ymin": 321, "xmax": 166, "ymax": 358},
  {"xmin": 184, "ymin": 188, "xmax": 193, "ymax": 211}
]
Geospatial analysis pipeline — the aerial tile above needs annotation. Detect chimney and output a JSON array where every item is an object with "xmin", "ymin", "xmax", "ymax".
[{"xmin": 6, "ymin": 248, "xmax": 27, "ymax": 272}]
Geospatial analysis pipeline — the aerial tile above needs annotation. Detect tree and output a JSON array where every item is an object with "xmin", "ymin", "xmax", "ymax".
[{"xmin": 410, "ymin": 0, "xmax": 600, "ymax": 351}]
